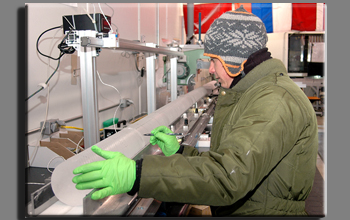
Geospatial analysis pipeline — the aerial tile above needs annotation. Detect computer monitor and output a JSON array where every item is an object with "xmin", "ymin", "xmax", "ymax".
[{"xmin": 307, "ymin": 62, "xmax": 324, "ymax": 77}]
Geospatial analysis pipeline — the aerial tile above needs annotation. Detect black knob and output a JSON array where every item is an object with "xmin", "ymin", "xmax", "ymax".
[{"xmin": 184, "ymin": 118, "xmax": 189, "ymax": 126}]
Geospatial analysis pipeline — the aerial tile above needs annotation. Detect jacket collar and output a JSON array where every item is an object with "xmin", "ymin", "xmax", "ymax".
[
  {"xmin": 217, "ymin": 59, "xmax": 287, "ymax": 107},
  {"xmin": 232, "ymin": 58, "xmax": 286, "ymax": 93},
  {"xmin": 229, "ymin": 48, "xmax": 272, "ymax": 88}
]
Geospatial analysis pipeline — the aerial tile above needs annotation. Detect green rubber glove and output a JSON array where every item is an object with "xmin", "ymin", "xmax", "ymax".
[
  {"xmin": 150, "ymin": 125, "xmax": 180, "ymax": 156},
  {"xmin": 72, "ymin": 145, "xmax": 136, "ymax": 200}
]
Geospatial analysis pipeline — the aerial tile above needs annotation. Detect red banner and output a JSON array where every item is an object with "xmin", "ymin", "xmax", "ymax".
[
  {"xmin": 183, "ymin": 3, "xmax": 232, "ymax": 35},
  {"xmin": 292, "ymin": 3, "xmax": 317, "ymax": 31}
]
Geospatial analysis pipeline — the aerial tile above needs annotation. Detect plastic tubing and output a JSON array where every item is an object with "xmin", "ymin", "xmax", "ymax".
[{"xmin": 51, "ymin": 86, "xmax": 208, "ymax": 206}]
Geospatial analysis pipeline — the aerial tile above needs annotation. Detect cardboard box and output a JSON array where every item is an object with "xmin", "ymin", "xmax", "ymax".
[{"xmin": 28, "ymin": 130, "xmax": 84, "ymax": 168}]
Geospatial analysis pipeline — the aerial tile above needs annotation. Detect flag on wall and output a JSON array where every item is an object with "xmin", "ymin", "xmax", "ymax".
[
  {"xmin": 234, "ymin": 3, "xmax": 273, "ymax": 33},
  {"xmin": 271, "ymin": 3, "xmax": 292, "ymax": 33},
  {"xmin": 251, "ymin": 3, "xmax": 273, "ymax": 33},
  {"xmin": 183, "ymin": 3, "xmax": 232, "ymax": 35},
  {"xmin": 234, "ymin": 3, "xmax": 325, "ymax": 32},
  {"xmin": 291, "ymin": 3, "xmax": 325, "ymax": 31},
  {"xmin": 292, "ymin": 3, "xmax": 317, "ymax": 31},
  {"xmin": 183, "ymin": 3, "xmax": 325, "ymax": 35}
]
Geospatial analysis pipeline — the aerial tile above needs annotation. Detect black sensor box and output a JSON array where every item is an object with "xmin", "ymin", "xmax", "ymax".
[{"xmin": 62, "ymin": 13, "xmax": 111, "ymax": 33}]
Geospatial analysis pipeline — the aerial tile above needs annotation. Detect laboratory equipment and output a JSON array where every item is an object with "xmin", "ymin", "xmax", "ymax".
[{"xmin": 62, "ymin": 13, "xmax": 112, "ymax": 33}]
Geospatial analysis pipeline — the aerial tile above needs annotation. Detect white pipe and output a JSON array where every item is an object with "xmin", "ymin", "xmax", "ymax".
[
  {"xmin": 170, "ymin": 57, "xmax": 178, "ymax": 101},
  {"xmin": 187, "ymin": 3, "xmax": 194, "ymax": 43},
  {"xmin": 181, "ymin": 4, "xmax": 184, "ymax": 45},
  {"xmin": 138, "ymin": 3, "xmax": 142, "ymax": 115},
  {"xmin": 156, "ymin": 3, "xmax": 160, "ymax": 46},
  {"xmin": 138, "ymin": 3, "xmax": 140, "ymax": 41},
  {"xmin": 146, "ymin": 55, "xmax": 156, "ymax": 114},
  {"xmin": 139, "ymin": 85, "xmax": 142, "ymax": 115},
  {"xmin": 51, "ymin": 86, "xmax": 208, "ymax": 206},
  {"xmin": 166, "ymin": 3, "xmax": 168, "ymax": 40}
]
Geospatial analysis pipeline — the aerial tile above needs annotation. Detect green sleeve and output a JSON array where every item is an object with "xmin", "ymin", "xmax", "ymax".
[
  {"xmin": 138, "ymin": 87, "xmax": 307, "ymax": 206},
  {"xmin": 181, "ymin": 145, "xmax": 201, "ymax": 156}
]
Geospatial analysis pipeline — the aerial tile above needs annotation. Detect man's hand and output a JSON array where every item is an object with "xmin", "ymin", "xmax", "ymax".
[
  {"xmin": 150, "ymin": 126, "xmax": 180, "ymax": 156},
  {"xmin": 72, "ymin": 145, "xmax": 136, "ymax": 200}
]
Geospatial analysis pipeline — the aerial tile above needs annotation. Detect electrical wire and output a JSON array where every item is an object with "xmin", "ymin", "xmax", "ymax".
[
  {"xmin": 155, "ymin": 56, "xmax": 159, "ymax": 71},
  {"xmin": 47, "ymin": 156, "xmax": 65, "ymax": 173},
  {"xmin": 61, "ymin": 126, "xmax": 83, "ymax": 130},
  {"xmin": 134, "ymin": 53, "xmax": 141, "ymax": 72},
  {"xmin": 28, "ymin": 27, "xmax": 62, "ymax": 166},
  {"xmin": 112, "ymin": 23, "xmax": 119, "ymax": 33},
  {"xmin": 37, "ymin": 25, "xmax": 75, "ymax": 62},
  {"xmin": 36, "ymin": 26, "xmax": 65, "ymax": 60},
  {"xmin": 130, "ymin": 103, "xmax": 136, "ymax": 123},
  {"xmin": 60, "ymin": 125, "xmax": 103, "ymax": 131},
  {"xmin": 130, "ymin": 114, "xmax": 148, "ymax": 124},
  {"xmin": 27, "ymin": 83, "xmax": 50, "ymax": 166},
  {"xmin": 63, "ymin": 16, "xmax": 75, "ymax": 30},
  {"xmin": 83, "ymin": 7, "xmax": 96, "ymax": 24},
  {"xmin": 104, "ymin": 3, "xmax": 114, "ymax": 17},
  {"xmin": 25, "ymin": 59, "xmax": 61, "ymax": 101},
  {"xmin": 101, "ymin": 3, "xmax": 119, "ymax": 34},
  {"xmin": 82, "ymin": 4, "xmax": 98, "ymax": 33},
  {"xmin": 75, "ymin": 136, "xmax": 84, "ymax": 154},
  {"xmin": 121, "ymin": 51, "xmax": 131, "ymax": 58},
  {"xmin": 134, "ymin": 53, "xmax": 145, "ymax": 86},
  {"xmin": 92, "ymin": 4, "xmax": 98, "ymax": 32},
  {"xmin": 26, "ymin": 182, "xmax": 46, "ymax": 185},
  {"xmin": 29, "ymin": 25, "xmax": 76, "ymax": 102},
  {"xmin": 98, "ymin": 3, "xmax": 114, "ymax": 33},
  {"xmin": 96, "ymin": 70, "xmax": 122, "ymax": 133}
]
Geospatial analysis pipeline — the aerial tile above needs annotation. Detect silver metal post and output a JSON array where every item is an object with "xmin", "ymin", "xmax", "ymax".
[
  {"xmin": 92, "ymin": 56, "xmax": 99, "ymax": 138},
  {"xmin": 187, "ymin": 3, "xmax": 194, "ymax": 44},
  {"xmin": 156, "ymin": 3, "xmax": 160, "ymax": 46},
  {"xmin": 80, "ymin": 46, "xmax": 100, "ymax": 149},
  {"xmin": 146, "ymin": 55, "xmax": 156, "ymax": 114},
  {"xmin": 170, "ymin": 57, "xmax": 178, "ymax": 101}
]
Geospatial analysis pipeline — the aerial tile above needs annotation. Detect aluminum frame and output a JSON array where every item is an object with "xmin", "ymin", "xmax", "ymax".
[
  {"xmin": 170, "ymin": 57, "xmax": 178, "ymax": 102},
  {"xmin": 79, "ymin": 33, "xmax": 101, "ymax": 149},
  {"xmin": 72, "ymin": 30, "xmax": 184, "ymax": 148}
]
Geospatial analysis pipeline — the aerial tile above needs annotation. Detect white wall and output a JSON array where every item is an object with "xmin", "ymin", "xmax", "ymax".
[
  {"xmin": 266, "ymin": 32, "xmax": 287, "ymax": 64},
  {"xmin": 26, "ymin": 3, "xmax": 183, "ymax": 144}
]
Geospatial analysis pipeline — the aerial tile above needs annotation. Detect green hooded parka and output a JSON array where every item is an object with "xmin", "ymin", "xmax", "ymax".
[{"xmin": 138, "ymin": 58, "xmax": 319, "ymax": 216}]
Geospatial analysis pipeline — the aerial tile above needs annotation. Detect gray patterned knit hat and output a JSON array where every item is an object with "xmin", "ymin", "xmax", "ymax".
[{"xmin": 204, "ymin": 5, "xmax": 268, "ymax": 77}]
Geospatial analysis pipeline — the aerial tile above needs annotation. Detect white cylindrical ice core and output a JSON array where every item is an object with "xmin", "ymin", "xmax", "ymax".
[
  {"xmin": 51, "ymin": 86, "xmax": 208, "ymax": 206},
  {"xmin": 51, "ymin": 127, "xmax": 147, "ymax": 206}
]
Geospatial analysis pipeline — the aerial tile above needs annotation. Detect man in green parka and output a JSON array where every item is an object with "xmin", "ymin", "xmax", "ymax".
[{"xmin": 72, "ymin": 6, "xmax": 319, "ymax": 216}]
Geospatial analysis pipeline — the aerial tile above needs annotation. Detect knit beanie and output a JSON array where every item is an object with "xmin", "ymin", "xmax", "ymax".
[{"xmin": 204, "ymin": 5, "xmax": 268, "ymax": 77}]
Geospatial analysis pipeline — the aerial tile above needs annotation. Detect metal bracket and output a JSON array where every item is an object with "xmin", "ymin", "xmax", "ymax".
[{"xmin": 81, "ymin": 36, "xmax": 104, "ymax": 48}]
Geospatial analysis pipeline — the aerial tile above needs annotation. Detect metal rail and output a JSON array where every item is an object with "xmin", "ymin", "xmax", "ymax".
[
  {"xmin": 117, "ymin": 39, "xmax": 184, "ymax": 57},
  {"xmin": 79, "ymin": 36, "xmax": 184, "ymax": 57}
]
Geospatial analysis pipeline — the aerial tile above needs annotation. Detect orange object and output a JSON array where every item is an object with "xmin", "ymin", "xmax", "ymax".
[{"xmin": 308, "ymin": 96, "xmax": 321, "ymax": 101}]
